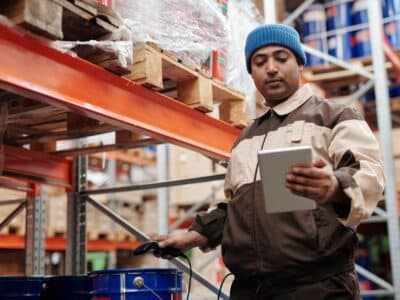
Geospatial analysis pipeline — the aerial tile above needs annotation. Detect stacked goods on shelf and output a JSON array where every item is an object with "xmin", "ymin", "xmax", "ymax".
[
  {"xmin": 201, "ymin": 0, "xmax": 228, "ymax": 83},
  {"xmin": 352, "ymin": 0, "xmax": 372, "ymax": 58},
  {"xmin": 351, "ymin": 0, "xmax": 400, "ymax": 56},
  {"xmin": 113, "ymin": 192, "xmax": 144, "ymax": 241},
  {"xmin": 302, "ymin": 4, "xmax": 327, "ymax": 66},
  {"xmin": 0, "ymin": 0, "xmax": 121, "ymax": 40},
  {"xmin": 300, "ymin": 0, "xmax": 400, "ymax": 63},
  {"xmin": 46, "ymin": 187, "xmax": 67, "ymax": 238},
  {"xmin": 326, "ymin": 0, "xmax": 353, "ymax": 60},
  {"xmin": 0, "ymin": 0, "xmax": 249, "ymax": 128},
  {"xmin": 0, "ymin": 190, "xmax": 26, "ymax": 236},
  {"xmin": 113, "ymin": 0, "xmax": 248, "ymax": 127},
  {"xmin": 0, "ymin": 0, "xmax": 63, "ymax": 39},
  {"xmin": 383, "ymin": 0, "xmax": 400, "ymax": 53},
  {"xmin": 0, "ymin": 0, "xmax": 130, "ymax": 75},
  {"xmin": 126, "ymin": 42, "xmax": 249, "ymax": 127},
  {"xmin": 141, "ymin": 193, "xmax": 158, "ymax": 234},
  {"xmin": 113, "ymin": 0, "xmax": 228, "ymax": 70},
  {"xmin": 169, "ymin": 145, "xmax": 225, "ymax": 211}
]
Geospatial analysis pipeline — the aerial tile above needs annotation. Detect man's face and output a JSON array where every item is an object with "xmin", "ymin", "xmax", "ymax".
[{"xmin": 251, "ymin": 45, "xmax": 303, "ymax": 107}]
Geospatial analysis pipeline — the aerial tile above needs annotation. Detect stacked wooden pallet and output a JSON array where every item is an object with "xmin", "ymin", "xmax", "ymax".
[
  {"xmin": 0, "ymin": 0, "xmax": 249, "ymax": 157},
  {"xmin": 0, "ymin": 0, "xmax": 120, "ymax": 40},
  {"xmin": 127, "ymin": 43, "xmax": 249, "ymax": 128},
  {"xmin": 303, "ymin": 54, "xmax": 398, "ymax": 90}
]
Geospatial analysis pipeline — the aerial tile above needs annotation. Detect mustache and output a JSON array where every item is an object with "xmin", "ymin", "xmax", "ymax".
[{"xmin": 264, "ymin": 77, "xmax": 283, "ymax": 83}]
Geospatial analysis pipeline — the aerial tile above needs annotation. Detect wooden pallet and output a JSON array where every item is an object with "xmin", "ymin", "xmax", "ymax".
[
  {"xmin": 2, "ymin": 93, "xmax": 164, "ymax": 156},
  {"xmin": 87, "ymin": 230, "xmax": 114, "ymax": 241},
  {"xmin": 0, "ymin": 0, "xmax": 64, "ymax": 39},
  {"xmin": 4, "ymin": 96, "xmax": 119, "ymax": 148},
  {"xmin": 0, "ymin": 0, "xmax": 120, "ymax": 41},
  {"xmin": 54, "ymin": 0, "xmax": 120, "ymax": 41},
  {"xmin": 303, "ymin": 54, "xmax": 397, "ymax": 90},
  {"xmin": 125, "ymin": 43, "xmax": 250, "ymax": 128}
]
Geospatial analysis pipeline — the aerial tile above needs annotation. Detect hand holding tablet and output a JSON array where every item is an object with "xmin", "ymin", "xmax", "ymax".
[{"xmin": 258, "ymin": 145, "xmax": 316, "ymax": 213}]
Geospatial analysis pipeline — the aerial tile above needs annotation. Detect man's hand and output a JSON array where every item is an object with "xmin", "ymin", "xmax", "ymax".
[
  {"xmin": 150, "ymin": 231, "xmax": 208, "ymax": 259},
  {"xmin": 285, "ymin": 157, "xmax": 344, "ymax": 205}
]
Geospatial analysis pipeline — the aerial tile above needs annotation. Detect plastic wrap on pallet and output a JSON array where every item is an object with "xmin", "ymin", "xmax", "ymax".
[
  {"xmin": 113, "ymin": 0, "xmax": 228, "ymax": 68},
  {"xmin": 51, "ymin": 25, "xmax": 133, "ymax": 71},
  {"xmin": 226, "ymin": 0, "xmax": 262, "ymax": 108}
]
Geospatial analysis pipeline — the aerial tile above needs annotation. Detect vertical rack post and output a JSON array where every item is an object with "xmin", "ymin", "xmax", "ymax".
[
  {"xmin": 157, "ymin": 144, "xmax": 169, "ymax": 268},
  {"xmin": 368, "ymin": 0, "xmax": 400, "ymax": 298},
  {"xmin": 25, "ymin": 184, "xmax": 46, "ymax": 275},
  {"xmin": 66, "ymin": 154, "xmax": 87, "ymax": 275}
]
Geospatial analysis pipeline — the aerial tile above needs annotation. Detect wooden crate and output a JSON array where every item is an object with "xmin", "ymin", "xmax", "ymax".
[{"xmin": 0, "ymin": 0, "xmax": 63, "ymax": 39}]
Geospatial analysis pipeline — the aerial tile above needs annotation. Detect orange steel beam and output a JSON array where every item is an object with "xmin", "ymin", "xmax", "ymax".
[
  {"xmin": 0, "ymin": 235, "xmax": 141, "ymax": 251},
  {"xmin": 4, "ymin": 145, "xmax": 73, "ymax": 188},
  {"xmin": 0, "ymin": 176, "xmax": 34, "ymax": 192},
  {"xmin": 0, "ymin": 23, "xmax": 241, "ymax": 161}
]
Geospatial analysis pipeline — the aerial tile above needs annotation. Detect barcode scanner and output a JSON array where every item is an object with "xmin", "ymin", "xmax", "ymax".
[{"xmin": 132, "ymin": 241, "xmax": 184, "ymax": 258}]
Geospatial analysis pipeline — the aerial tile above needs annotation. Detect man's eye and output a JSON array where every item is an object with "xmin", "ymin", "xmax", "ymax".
[
  {"xmin": 254, "ymin": 60, "xmax": 265, "ymax": 66},
  {"xmin": 276, "ymin": 57, "xmax": 288, "ymax": 62}
]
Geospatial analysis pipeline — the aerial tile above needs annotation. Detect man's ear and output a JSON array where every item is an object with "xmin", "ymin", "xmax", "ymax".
[{"xmin": 299, "ymin": 64, "xmax": 304, "ymax": 71}]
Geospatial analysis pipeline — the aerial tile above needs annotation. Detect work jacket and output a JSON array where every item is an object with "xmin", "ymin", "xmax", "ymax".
[{"xmin": 190, "ymin": 84, "xmax": 385, "ymax": 283}]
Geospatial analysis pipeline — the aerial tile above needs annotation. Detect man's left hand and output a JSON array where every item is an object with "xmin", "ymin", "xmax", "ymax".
[{"xmin": 285, "ymin": 158, "xmax": 339, "ymax": 205}]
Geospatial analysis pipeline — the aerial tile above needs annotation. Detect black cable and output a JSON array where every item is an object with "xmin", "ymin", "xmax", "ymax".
[
  {"xmin": 217, "ymin": 272, "xmax": 233, "ymax": 300},
  {"xmin": 182, "ymin": 254, "xmax": 192, "ymax": 300}
]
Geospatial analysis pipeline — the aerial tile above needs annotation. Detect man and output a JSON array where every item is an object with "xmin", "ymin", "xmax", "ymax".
[{"xmin": 153, "ymin": 24, "xmax": 385, "ymax": 299}]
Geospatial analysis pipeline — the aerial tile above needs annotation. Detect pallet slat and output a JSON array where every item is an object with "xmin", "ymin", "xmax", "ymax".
[{"xmin": 125, "ymin": 43, "xmax": 249, "ymax": 127}]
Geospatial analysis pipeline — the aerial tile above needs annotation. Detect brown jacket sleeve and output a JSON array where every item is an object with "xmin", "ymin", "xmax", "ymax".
[{"xmin": 188, "ymin": 203, "xmax": 228, "ymax": 248}]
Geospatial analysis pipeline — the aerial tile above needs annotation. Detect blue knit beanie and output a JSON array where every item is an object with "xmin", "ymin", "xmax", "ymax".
[{"xmin": 245, "ymin": 24, "xmax": 306, "ymax": 73}]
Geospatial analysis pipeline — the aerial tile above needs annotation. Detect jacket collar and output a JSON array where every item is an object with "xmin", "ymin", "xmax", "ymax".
[{"xmin": 255, "ymin": 84, "xmax": 313, "ymax": 119}]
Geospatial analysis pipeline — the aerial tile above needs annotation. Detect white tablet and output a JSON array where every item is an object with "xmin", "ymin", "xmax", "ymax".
[{"xmin": 258, "ymin": 145, "xmax": 316, "ymax": 214}]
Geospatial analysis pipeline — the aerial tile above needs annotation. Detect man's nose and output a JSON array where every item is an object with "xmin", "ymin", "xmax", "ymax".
[{"xmin": 265, "ymin": 60, "xmax": 278, "ymax": 74}]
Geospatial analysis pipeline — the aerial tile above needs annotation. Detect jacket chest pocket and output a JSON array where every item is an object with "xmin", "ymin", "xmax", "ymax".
[{"xmin": 286, "ymin": 120, "xmax": 312, "ymax": 145}]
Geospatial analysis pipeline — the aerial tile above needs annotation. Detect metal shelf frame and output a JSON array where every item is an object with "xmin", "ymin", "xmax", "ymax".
[
  {"xmin": 279, "ymin": 0, "xmax": 400, "ymax": 298},
  {"xmin": 0, "ymin": 18, "xmax": 238, "ymax": 299},
  {"xmin": 2, "ymin": 1, "xmax": 398, "ymax": 298}
]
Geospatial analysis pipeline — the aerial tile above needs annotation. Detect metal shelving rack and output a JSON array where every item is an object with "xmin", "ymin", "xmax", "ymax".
[
  {"xmin": 0, "ymin": 18, "xmax": 238, "ymax": 299},
  {"xmin": 270, "ymin": 0, "xmax": 400, "ymax": 298},
  {"xmin": 1, "ymin": 0, "xmax": 400, "ymax": 299}
]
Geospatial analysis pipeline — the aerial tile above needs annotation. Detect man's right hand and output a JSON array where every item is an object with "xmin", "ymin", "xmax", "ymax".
[{"xmin": 150, "ymin": 231, "xmax": 208, "ymax": 259}]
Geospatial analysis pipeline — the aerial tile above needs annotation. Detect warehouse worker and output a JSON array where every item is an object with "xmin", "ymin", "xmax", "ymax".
[{"xmin": 153, "ymin": 24, "xmax": 385, "ymax": 299}]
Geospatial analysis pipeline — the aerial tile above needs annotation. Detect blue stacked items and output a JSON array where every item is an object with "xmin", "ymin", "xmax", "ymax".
[
  {"xmin": 384, "ymin": 0, "xmax": 400, "ymax": 17},
  {"xmin": 326, "ymin": 0, "xmax": 353, "ymax": 30},
  {"xmin": 327, "ymin": 0, "xmax": 354, "ymax": 60},
  {"xmin": 89, "ymin": 268, "xmax": 183, "ymax": 300},
  {"xmin": 352, "ymin": 0, "xmax": 371, "ymax": 58},
  {"xmin": 385, "ymin": 20, "xmax": 400, "ymax": 50},
  {"xmin": 302, "ymin": 4, "xmax": 327, "ymax": 66},
  {"xmin": 0, "ymin": 276, "xmax": 46, "ymax": 300},
  {"xmin": 0, "ymin": 268, "xmax": 183, "ymax": 300},
  {"xmin": 303, "ymin": 4, "xmax": 326, "ymax": 35},
  {"xmin": 351, "ymin": 0, "xmax": 400, "ymax": 57},
  {"xmin": 390, "ymin": 83, "xmax": 400, "ymax": 98},
  {"xmin": 352, "ymin": 0, "xmax": 369, "ymax": 25}
]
